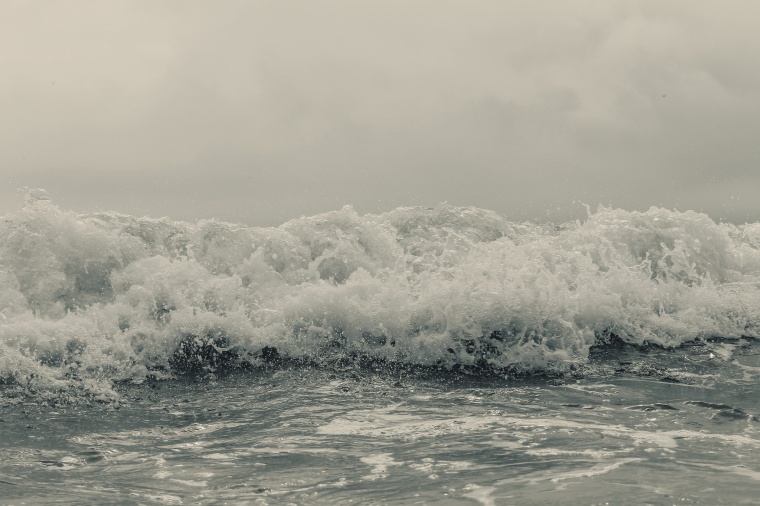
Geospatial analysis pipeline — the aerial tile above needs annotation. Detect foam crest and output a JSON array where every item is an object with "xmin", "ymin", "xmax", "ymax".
[{"xmin": 2, "ymin": 192, "xmax": 760, "ymax": 399}]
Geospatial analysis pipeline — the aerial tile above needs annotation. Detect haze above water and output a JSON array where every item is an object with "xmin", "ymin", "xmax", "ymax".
[{"xmin": 3, "ymin": 1, "xmax": 760, "ymax": 225}]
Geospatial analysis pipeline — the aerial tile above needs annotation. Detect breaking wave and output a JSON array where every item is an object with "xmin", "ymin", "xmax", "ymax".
[{"xmin": 2, "ymin": 189, "xmax": 760, "ymax": 400}]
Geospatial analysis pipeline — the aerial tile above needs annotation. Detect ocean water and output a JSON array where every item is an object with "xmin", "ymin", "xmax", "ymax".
[{"xmin": 1, "ymin": 191, "xmax": 760, "ymax": 504}]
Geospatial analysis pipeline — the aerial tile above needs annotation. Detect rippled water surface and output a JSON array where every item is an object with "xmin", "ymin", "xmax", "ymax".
[{"xmin": 2, "ymin": 339, "xmax": 760, "ymax": 505}]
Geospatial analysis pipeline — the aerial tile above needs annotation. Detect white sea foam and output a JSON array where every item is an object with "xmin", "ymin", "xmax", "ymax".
[{"xmin": 2, "ymin": 191, "xmax": 760, "ymax": 398}]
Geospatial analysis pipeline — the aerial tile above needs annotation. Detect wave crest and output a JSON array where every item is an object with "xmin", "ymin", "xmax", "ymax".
[{"xmin": 2, "ymin": 193, "xmax": 760, "ymax": 399}]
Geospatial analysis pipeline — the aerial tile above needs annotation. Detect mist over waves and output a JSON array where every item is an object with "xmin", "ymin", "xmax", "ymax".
[{"xmin": 2, "ymin": 189, "xmax": 760, "ymax": 401}]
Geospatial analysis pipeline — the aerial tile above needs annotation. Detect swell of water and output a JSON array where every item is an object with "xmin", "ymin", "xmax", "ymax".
[{"xmin": 2, "ymin": 190, "xmax": 760, "ymax": 401}]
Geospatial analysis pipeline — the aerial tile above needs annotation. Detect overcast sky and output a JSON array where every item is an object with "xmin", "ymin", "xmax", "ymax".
[{"xmin": 2, "ymin": 1, "xmax": 760, "ymax": 225}]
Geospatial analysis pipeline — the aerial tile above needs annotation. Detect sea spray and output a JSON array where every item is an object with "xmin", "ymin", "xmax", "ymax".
[{"xmin": 2, "ymin": 190, "xmax": 760, "ymax": 400}]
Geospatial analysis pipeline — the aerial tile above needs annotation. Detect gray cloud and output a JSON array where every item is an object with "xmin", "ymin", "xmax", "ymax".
[{"xmin": 2, "ymin": 1, "xmax": 760, "ymax": 224}]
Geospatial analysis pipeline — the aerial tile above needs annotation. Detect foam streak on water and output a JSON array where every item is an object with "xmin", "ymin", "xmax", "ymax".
[
  {"xmin": 2, "ymin": 191, "xmax": 760, "ymax": 400},
  {"xmin": 1, "ymin": 370, "xmax": 759, "ymax": 504}
]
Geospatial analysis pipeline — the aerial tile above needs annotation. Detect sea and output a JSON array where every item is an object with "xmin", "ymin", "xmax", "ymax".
[{"xmin": 1, "ymin": 191, "xmax": 759, "ymax": 505}]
